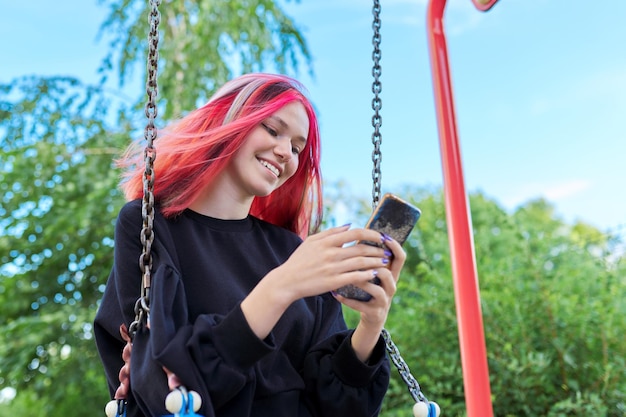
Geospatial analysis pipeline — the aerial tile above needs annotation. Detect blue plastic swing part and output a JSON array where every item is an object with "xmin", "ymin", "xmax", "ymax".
[
  {"xmin": 104, "ymin": 390, "xmax": 204, "ymax": 417},
  {"xmin": 412, "ymin": 400, "xmax": 441, "ymax": 417},
  {"xmin": 162, "ymin": 387, "xmax": 204, "ymax": 417},
  {"xmin": 104, "ymin": 399, "xmax": 127, "ymax": 417}
]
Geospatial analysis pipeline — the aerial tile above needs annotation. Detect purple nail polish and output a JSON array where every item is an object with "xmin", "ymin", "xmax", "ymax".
[
  {"xmin": 382, "ymin": 233, "xmax": 393, "ymax": 242},
  {"xmin": 382, "ymin": 258, "xmax": 389, "ymax": 265},
  {"xmin": 384, "ymin": 250, "xmax": 392, "ymax": 257},
  {"xmin": 372, "ymin": 269, "xmax": 378, "ymax": 278}
]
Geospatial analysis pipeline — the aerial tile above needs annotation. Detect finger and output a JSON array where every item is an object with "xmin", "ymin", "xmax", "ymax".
[
  {"xmin": 335, "ymin": 268, "xmax": 394, "ymax": 300},
  {"xmin": 336, "ymin": 242, "xmax": 387, "ymax": 261},
  {"xmin": 334, "ymin": 268, "xmax": 383, "ymax": 289},
  {"xmin": 381, "ymin": 236, "xmax": 406, "ymax": 278},
  {"xmin": 332, "ymin": 254, "xmax": 392, "ymax": 276},
  {"xmin": 381, "ymin": 234, "xmax": 405, "ymax": 259},
  {"xmin": 309, "ymin": 224, "xmax": 352, "ymax": 241},
  {"xmin": 326, "ymin": 228, "xmax": 388, "ymax": 248},
  {"xmin": 372, "ymin": 268, "xmax": 397, "ymax": 297}
]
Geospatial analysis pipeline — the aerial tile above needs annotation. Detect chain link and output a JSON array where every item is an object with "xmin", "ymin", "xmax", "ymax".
[
  {"xmin": 130, "ymin": 0, "xmax": 161, "ymax": 339},
  {"xmin": 371, "ymin": 0, "xmax": 383, "ymax": 211},
  {"xmin": 371, "ymin": 0, "xmax": 429, "ymax": 405},
  {"xmin": 382, "ymin": 329, "xmax": 428, "ymax": 404}
]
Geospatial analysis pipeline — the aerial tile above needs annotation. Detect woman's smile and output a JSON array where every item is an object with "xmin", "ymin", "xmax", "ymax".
[{"xmin": 258, "ymin": 158, "xmax": 281, "ymax": 177}]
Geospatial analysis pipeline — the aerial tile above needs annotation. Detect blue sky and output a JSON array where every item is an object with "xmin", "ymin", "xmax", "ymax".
[{"xmin": 2, "ymin": 0, "xmax": 625, "ymax": 233}]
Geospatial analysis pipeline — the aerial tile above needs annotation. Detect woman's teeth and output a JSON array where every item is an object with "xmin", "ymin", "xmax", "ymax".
[{"xmin": 259, "ymin": 159, "xmax": 279, "ymax": 177}]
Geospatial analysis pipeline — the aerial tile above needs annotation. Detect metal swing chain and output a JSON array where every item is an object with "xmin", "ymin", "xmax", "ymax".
[
  {"xmin": 371, "ymin": 0, "xmax": 429, "ymax": 405},
  {"xmin": 129, "ymin": 0, "xmax": 162, "ymax": 339},
  {"xmin": 106, "ymin": 3, "xmax": 162, "ymax": 415},
  {"xmin": 371, "ymin": 0, "xmax": 383, "ymax": 209},
  {"xmin": 382, "ymin": 329, "xmax": 428, "ymax": 404}
]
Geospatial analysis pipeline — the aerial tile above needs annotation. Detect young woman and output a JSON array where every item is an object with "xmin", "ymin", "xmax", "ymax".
[{"xmin": 94, "ymin": 73, "xmax": 406, "ymax": 417}]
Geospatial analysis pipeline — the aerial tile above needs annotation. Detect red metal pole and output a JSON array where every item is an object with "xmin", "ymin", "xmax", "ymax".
[{"xmin": 426, "ymin": 1, "xmax": 494, "ymax": 416}]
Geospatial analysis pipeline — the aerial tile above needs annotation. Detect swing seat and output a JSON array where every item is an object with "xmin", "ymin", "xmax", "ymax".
[{"xmin": 105, "ymin": 389, "xmax": 203, "ymax": 417}]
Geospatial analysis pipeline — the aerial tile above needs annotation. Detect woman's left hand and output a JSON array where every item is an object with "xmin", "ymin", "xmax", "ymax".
[{"xmin": 332, "ymin": 234, "xmax": 407, "ymax": 363}]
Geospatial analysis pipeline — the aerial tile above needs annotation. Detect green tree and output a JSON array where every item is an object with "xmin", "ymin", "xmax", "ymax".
[
  {"xmin": 0, "ymin": 1, "xmax": 310, "ymax": 415},
  {"xmin": 97, "ymin": 0, "xmax": 310, "ymax": 119},
  {"xmin": 347, "ymin": 188, "xmax": 625, "ymax": 416},
  {"xmin": 3, "ymin": 1, "xmax": 625, "ymax": 416}
]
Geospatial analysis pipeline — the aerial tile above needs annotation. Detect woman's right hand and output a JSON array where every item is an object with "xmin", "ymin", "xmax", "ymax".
[
  {"xmin": 272, "ymin": 224, "xmax": 391, "ymax": 302},
  {"xmin": 241, "ymin": 225, "xmax": 390, "ymax": 339}
]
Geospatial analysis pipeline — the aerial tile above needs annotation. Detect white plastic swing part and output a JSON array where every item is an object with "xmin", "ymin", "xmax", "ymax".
[
  {"xmin": 165, "ymin": 389, "xmax": 202, "ymax": 414},
  {"xmin": 105, "ymin": 400, "xmax": 121, "ymax": 417},
  {"xmin": 413, "ymin": 401, "xmax": 441, "ymax": 417}
]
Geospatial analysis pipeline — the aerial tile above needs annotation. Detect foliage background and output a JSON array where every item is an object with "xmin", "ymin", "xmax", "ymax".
[
  {"xmin": 339, "ymin": 187, "xmax": 626, "ymax": 417},
  {"xmin": 1, "ymin": 1, "xmax": 624, "ymax": 416}
]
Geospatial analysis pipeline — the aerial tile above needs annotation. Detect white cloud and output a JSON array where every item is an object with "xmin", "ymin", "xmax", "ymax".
[
  {"xmin": 500, "ymin": 179, "xmax": 593, "ymax": 209},
  {"xmin": 543, "ymin": 180, "xmax": 593, "ymax": 201}
]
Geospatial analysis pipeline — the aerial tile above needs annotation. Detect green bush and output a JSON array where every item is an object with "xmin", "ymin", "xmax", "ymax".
[{"xmin": 360, "ymin": 189, "xmax": 626, "ymax": 416}]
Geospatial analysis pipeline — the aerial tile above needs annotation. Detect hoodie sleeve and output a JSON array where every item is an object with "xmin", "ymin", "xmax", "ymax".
[
  {"xmin": 301, "ymin": 294, "xmax": 391, "ymax": 417},
  {"xmin": 94, "ymin": 202, "xmax": 277, "ymax": 416}
]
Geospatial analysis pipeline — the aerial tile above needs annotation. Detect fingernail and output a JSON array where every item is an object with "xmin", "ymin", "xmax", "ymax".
[
  {"xmin": 384, "ymin": 250, "xmax": 392, "ymax": 257},
  {"xmin": 382, "ymin": 258, "xmax": 389, "ymax": 265},
  {"xmin": 372, "ymin": 269, "xmax": 378, "ymax": 278},
  {"xmin": 341, "ymin": 223, "xmax": 352, "ymax": 228},
  {"xmin": 382, "ymin": 233, "xmax": 393, "ymax": 242},
  {"xmin": 331, "ymin": 290, "xmax": 339, "ymax": 297}
]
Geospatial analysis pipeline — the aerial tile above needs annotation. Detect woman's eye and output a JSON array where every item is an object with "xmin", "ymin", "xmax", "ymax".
[
  {"xmin": 291, "ymin": 146, "xmax": 301, "ymax": 155},
  {"xmin": 261, "ymin": 123, "xmax": 278, "ymax": 137}
]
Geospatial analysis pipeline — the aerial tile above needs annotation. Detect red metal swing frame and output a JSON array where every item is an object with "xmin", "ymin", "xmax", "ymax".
[{"xmin": 426, "ymin": 1, "xmax": 499, "ymax": 416}]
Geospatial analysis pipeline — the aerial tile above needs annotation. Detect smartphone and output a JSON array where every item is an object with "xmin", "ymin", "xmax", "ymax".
[{"xmin": 335, "ymin": 193, "xmax": 421, "ymax": 301}]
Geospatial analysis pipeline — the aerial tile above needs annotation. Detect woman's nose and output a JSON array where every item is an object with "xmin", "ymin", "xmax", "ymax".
[{"xmin": 274, "ymin": 140, "xmax": 292, "ymax": 161}]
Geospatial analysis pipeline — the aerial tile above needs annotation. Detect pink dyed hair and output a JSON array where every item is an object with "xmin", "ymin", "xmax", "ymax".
[{"xmin": 118, "ymin": 73, "xmax": 323, "ymax": 238}]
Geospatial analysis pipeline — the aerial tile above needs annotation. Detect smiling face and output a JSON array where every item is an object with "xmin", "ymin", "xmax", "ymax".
[{"xmin": 222, "ymin": 101, "xmax": 310, "ymax": 200}]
